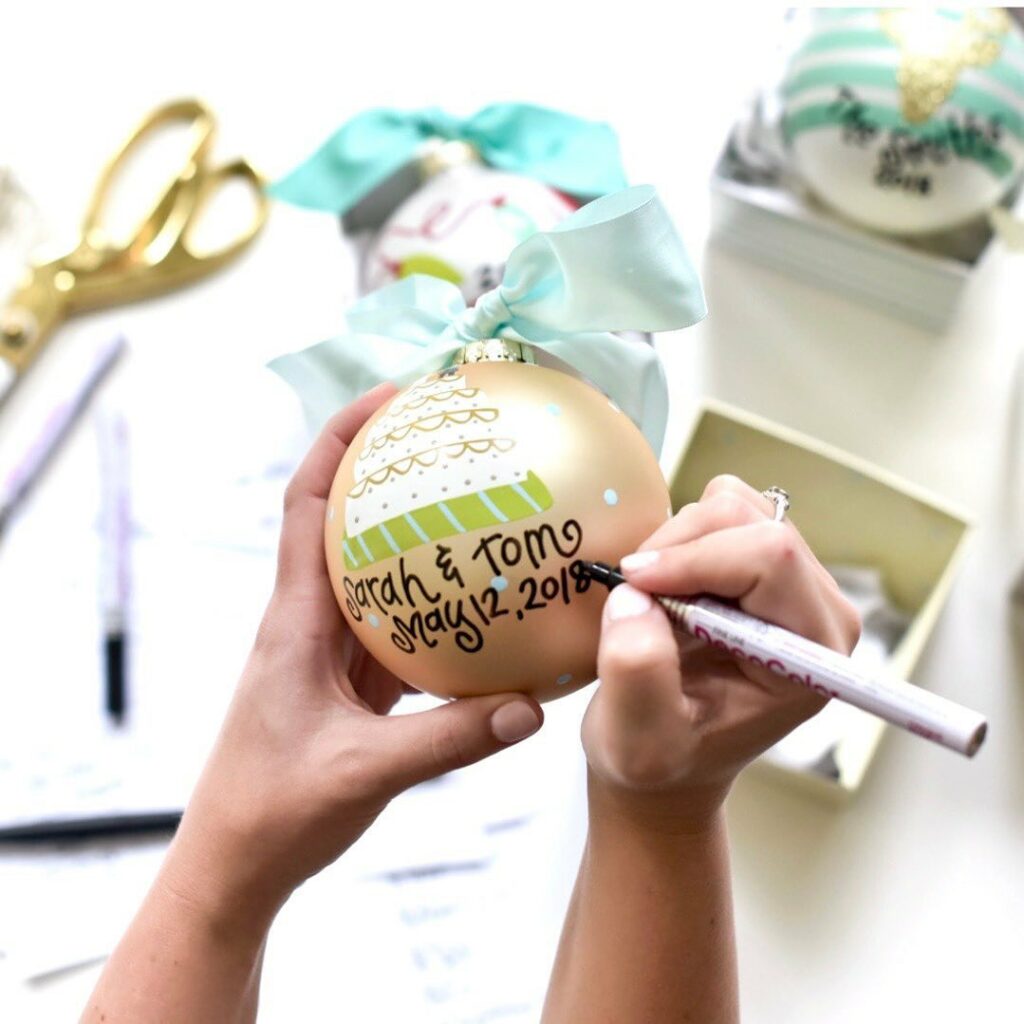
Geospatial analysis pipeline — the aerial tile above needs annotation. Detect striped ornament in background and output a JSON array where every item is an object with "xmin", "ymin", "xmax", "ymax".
[{"xmin": 781, "ymin": 7, "xmax": 1024, "ymax": 235}]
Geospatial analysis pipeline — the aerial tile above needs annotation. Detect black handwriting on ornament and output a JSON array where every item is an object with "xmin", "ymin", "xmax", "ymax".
[
  {"xmin": 435, "ymin": 544, "xmax": 464, "ymax": 588},
  {"xmin": 829, "ymin": 87, "xmax": 879, "ymax": 147},
  {"xmin": 827, "ymin": 86, "xmax": 1004, "ymax": 196},
  {"xmin": 393, "ymin": 600, "xmax": 485, "ymax": 656},
  {"xmin": 342, "ymin": 519, "xmax": 589, "ymax": 655},
  {"xmin": 343, "ymin": 557, "xmax": 440, "ymax": 620},
  {"xmin": 470, "ymin": 519, "xmax": 583, "ymax": 577}
]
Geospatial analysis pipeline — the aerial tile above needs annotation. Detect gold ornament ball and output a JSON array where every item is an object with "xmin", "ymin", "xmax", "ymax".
[{"xmin": 324, "ymin": 350, "xmax": 669, "ymax": 702}]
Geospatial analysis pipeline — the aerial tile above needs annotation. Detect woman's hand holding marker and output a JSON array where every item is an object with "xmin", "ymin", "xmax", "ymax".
[
  {"xmin": 543, "ymin": 475, "xmax": 860, "ymax": 1024},
  {"xmin": 584, "ymin": 473, "xmax": 861, "ymax": 826}
]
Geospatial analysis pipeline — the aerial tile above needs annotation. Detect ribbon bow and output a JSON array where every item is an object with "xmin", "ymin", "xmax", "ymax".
[
  {"xmin": 269, "ymin": 103, "xmax": 628, "ymax": 214},
  {"xmin": 269, "ymin": 186, "xmax": 706, "ymax": 453}
]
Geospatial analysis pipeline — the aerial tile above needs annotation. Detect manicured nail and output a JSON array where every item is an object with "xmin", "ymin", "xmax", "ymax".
[
  {"xmin": 491, "ymin": 701, "xmax": 542, "ymax": 744},
  {"xmin": 605, "ymin": 582, "xmax": 654, "ymax": 621},
  {"xmin": 620, "ymin": 550, "xmax": 660, "ymax": 573}
]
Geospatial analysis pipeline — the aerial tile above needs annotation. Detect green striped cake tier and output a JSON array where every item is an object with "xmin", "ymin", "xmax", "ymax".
[{"xmin": 342, "ymin": 471, "xmax": 553, "ymax": 570}]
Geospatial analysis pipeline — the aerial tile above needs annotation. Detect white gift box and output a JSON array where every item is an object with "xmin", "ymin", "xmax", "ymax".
[{"xmin": 708, "ymin": 132, "xmax": 1022, "ymax": 333}]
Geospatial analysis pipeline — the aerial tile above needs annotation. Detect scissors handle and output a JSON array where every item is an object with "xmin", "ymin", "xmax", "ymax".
[
  {"xmin": 0, "ymin": 99, "xmax": 268, "ymax": 395},
  {"xmin": 78, "ymin": 98, "xmax": 217, "ymax": 248},
  {"xmin": 141, "ymin": 156, "xmax": 269, "ymax": 295},
  {"xmin": 69, "ymin": 99, "xmax": 269, "ymax": 306}
]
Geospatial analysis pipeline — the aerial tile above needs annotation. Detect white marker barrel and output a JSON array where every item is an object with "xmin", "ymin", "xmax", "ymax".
[{"xmin": 666, "ymin": 596, "xmax": 987, "ymax": 758}]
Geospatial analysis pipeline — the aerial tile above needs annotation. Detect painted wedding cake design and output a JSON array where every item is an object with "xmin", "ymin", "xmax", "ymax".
[{"xmin": 341, "ymin": 368, "xmax": 552, "ymax": 570}]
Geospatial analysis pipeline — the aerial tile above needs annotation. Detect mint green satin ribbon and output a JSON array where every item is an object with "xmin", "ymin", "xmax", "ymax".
[
  {"xmin": 269, "ymin": 186, "xmax": 705, "ymax": 453},
  {"xmin": 269, "ymin": 103, "xmax": 628, "ymax": 213}
]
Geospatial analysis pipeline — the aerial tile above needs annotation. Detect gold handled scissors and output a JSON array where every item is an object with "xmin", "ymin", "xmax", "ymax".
[{"xmin": 0, "ymin": 98, "xmax": 268, "ymax": 403}]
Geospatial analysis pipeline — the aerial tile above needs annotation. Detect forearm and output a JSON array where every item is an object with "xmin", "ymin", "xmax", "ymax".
[
  {"xmin": 542, "ymin": 777, "xmax": 738, "ymax": 1024},
  {"xmin": 82, "ymin": 831, "xmax": 279, "ymax": 1024}
]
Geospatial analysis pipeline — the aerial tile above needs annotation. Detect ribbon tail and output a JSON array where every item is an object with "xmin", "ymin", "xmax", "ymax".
[
  {"xmin": 270, "ymin": 277, "xmax": 471, "ymax": 429},
  {"xmin": 268, "ymin": 110, "xmax": 430, "ymax": 214},
  {"xmin": 474, "ymin": 185, "xmax": 707, "ymax": 338},
  {"xmin": 465, "ymin": 103, "xmax": 628, "ymax": 197},
  {"xmin": 269, "ymin": 333, "xmax": 461, "ymax": 432},
  {"xmin": 539, "ymin": 332, "xmax": 669, "ymax": 454}
]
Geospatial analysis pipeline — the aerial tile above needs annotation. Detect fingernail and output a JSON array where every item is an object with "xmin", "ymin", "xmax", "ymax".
[
  {"xmin": 620, "ymin": 550, "xmax": 660, "ymax": 573},
  {"xmin": 605, "ymin": 583, "xmax": 654, "ymax": 621},
  {"xmin": 491, "ymin": 701, "xmax": 542, "ymax": 744}
]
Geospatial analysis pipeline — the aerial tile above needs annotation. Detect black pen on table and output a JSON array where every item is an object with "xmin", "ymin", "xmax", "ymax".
[{"xmin": 98, "ymin": 409, "xmax": 131, "ymax": 724}]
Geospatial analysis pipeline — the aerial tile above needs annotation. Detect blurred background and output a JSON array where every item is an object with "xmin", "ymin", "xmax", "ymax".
[{"xmin": 1, "ymin": 3, "xmax": 1022, "ymax": 1021}]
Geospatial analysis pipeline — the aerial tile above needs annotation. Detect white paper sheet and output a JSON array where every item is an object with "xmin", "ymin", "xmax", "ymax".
[
  {"xmin": 0, "ymin": 838, "xmax": 168, "ymax": 982},
  {"xmin": 260, "ymin": 751, "xmax": 587, "ymax": 1024},
  {"xmin": 0, "ymin": 352, "xmax": 307, "ymax": 833}
]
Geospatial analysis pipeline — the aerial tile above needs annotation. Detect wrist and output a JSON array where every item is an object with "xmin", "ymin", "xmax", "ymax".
[
  {"xmin": 148, "ymin": 863, "xmax": 275, "ymax": 964},
  {"xmin": 586, "ymin": 768, "xmax": 730, "ymax": 841},
  {"xmin": 158, "ymin": 807, "xmax": 287, "ymax": 946}
]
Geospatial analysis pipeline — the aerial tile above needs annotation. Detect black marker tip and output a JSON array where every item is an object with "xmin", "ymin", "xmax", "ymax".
[{"xmin": 579, "ymin": 561, "xmax": 627, "ymax": 590}]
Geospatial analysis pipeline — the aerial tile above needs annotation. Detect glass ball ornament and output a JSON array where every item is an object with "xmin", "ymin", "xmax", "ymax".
[
  {"xmin": 361, "ymin": 158, "xmax": 576, "ymax": 305},
  {"xmin": 324, "ymin": 341, "xmax": 670, "ymax": 702},
  {"xmin": 782, "ymin": 7, "xmax": 1024, "ymax": 235}
]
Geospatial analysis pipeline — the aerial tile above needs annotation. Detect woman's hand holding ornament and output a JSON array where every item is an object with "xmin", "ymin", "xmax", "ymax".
[{"xmin": 82, "ymin": 386, "xmax": 544, "ymax": 1024}]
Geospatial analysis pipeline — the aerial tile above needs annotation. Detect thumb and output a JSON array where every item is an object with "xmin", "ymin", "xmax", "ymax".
[
  {"xmin": 594, "ymin": 583, "xmax": 689, "ymax": 731},
  {"xmin": 375, "ymin": 693, "xmax": 544, "ymax": 793},
  {"xmin": 584, "ymin": 583, "xmax": 694, "ymax": 789}
]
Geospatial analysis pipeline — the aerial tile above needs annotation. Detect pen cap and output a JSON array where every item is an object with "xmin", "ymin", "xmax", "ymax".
[{"xmin": 96, "ymin": 405, "xmax": 132, "ymax": 623}]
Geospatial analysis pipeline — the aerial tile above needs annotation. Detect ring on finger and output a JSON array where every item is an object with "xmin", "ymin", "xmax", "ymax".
[{"xmin": 761, "ymin": 486, "xmax": 791, "ymax": 523}]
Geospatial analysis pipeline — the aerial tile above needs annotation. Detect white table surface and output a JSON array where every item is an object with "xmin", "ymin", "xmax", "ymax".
[{"xmin": 1, "ymin": 2, "xmax": 1022, "ymax": 1021}]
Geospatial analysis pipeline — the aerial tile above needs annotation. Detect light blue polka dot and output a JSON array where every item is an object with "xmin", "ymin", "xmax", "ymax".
[
  {"xmin": 490, "ymin": 575, "xmax": 508, "ymax": 592},
  {"xmin": 603, "ymin": 488, "xmax": 619, "ymax": 506},
  {"xmin": 327, "ymin": 506, "xmax": 335, "ymax": 521},
  {"xmin": 368, "ymin": 614, "xmax": 381, "ymax": 628},
  {"xmin": 556, "ymin": 673, "xmax": 573, "ymax": 686},
  {"xmin": 546, "ymin": 403, "xmax": 561, "ymax": 416}
]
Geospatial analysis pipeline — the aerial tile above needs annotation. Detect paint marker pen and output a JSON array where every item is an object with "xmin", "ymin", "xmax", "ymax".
[
  {"xmin": 582, "ymin": 562, "xmax": 987, "ymax": 758},
  {"xmin": 0, "ymin": 335, "xmax": 125, "ymax": 538},
  {"xmin": 97, "ymin": 409, "xmax": 131, "ymax": 725}
]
